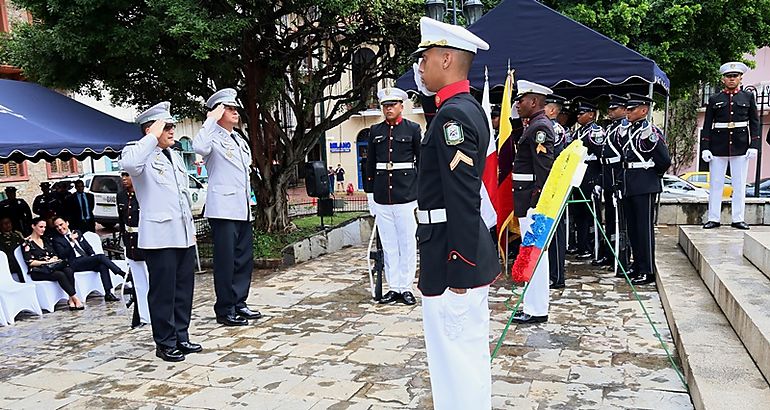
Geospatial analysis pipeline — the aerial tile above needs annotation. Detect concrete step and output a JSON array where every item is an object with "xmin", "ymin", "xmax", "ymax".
[
  {"xmin": 743, "ymin": 231, "xmax": 770, "ymax": 281},
  {"xmin": 656, "ymin": 226, "xmax": 770, "ymax": 410},
  {"xmin": 678, "ymin": 225, "xmax": 770, "ymax": 385}
]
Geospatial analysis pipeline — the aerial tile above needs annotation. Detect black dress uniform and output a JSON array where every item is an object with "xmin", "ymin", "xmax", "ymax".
[
  {"xmin": 622, "ymin": 113, "xmax": 671, "ymax": 285},
  {"xmin": 702, "ymin": 87, "xmax": 760, "ymax": 157},
  {"xmin": 0, "ymin": 188, "xmax": 32, "ymax": 236},
  {"xmin": 364, "ymin": 118, "xmax": 421, "ymax": 204},
  {"xmin": 118, "ymin": 188, "xmax": 146, "ymax": 328},
  {"xmin": 573, "ymin": 106, "xmax": 606, "ymax": 258},
  {"xmin": 601, "ymin": 111, "xmax": 632, "ymax": 274},
  {"xmin": 416, "ymin": 81, "xmax": 499, "ymax": 297},
  {"xmin": 548, "ymin": 113, "xmax": 567, "ymax": 288}
]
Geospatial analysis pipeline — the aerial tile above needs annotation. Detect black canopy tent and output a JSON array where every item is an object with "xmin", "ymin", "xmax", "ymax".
[
  {"xmin": 396, "ymin": 0, "xmax": 671, "ymax": 123},
  {"xmin": 0, "ymin": 79, "xmax": 139, "ymax": 164}
]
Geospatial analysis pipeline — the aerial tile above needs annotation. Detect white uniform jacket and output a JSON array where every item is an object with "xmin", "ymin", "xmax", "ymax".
[
  {"xmin": 119, "ymin": 133, "xmax": 196, "ymax": 249},
  {"xmin": 193, "ymin": 117, "xmax": 253, "ymax": 221}
]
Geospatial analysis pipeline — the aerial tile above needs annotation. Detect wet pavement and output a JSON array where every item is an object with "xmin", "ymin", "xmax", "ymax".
[{"xmin": 0, "ymin": 245, "xmax": 692, "ymax": 409}]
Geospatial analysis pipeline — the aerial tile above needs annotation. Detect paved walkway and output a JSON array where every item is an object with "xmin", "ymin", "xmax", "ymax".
[{"xmin": 0, "ymin": 246, "xmax": 692, "ymax": 409}]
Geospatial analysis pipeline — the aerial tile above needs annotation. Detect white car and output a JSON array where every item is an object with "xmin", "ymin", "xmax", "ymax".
[
  {"xmin": 661, "ymin": 174, "xmax": 709, "ymax": 200},
  {"xmin": 81, "ymin": 171, "xmax": 207, "ymax": 228}
]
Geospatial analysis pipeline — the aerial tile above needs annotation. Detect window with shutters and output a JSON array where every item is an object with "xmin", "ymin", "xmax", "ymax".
[
  {"xmin": 0, "ymin": 161, "xmax": 29, "ymax": 182},
  {"xmin": 46, "ymin": 158, "xmax": 80, "ymax": 178}
]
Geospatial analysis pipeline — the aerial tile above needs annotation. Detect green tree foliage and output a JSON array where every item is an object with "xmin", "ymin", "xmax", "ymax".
[
  {"xmin": 537, "ymin": 0, "xmax": 770, "ymax": 97},
  {"xmin": 2, "ymin": 0, "xmax": 423, "ymax": 231},
  {"xmin": 666, "ymin": 87, "xmax": 700, "ymax": 173}
]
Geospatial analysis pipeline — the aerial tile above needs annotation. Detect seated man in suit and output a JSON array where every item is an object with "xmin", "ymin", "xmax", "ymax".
[{"xmin": 50, "ymin": 216, "xmax": 126, "ymax": 301}]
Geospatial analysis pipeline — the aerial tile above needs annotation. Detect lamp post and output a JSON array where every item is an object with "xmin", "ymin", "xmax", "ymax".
[
  {"xmin": 745, "ymin": 83, "xmax": 770, "ymax": 198},
  {"xmin": 426, "ymin": 0, "xmax": 484, "ymax": 25}
]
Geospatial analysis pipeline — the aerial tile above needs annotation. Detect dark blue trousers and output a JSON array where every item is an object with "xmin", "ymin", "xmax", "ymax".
[{"xmin": 209, "ymin": 218, "xmax": 254, "ymax": 317}]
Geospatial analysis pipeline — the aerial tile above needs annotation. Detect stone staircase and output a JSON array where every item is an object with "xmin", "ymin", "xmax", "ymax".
[{"xmin": 655, "ymin": 226, "xmax": 770, "ymax": 410}]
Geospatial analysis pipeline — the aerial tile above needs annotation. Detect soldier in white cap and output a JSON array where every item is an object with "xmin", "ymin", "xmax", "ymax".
[
  {"xmin": 119, "ymin": 102, "xmax": 201, "ymax": 362},
  {"xmin": 702, "ymin": 61, "xmax": 759, "ymax": 230},
  {"xmin": 511, "ymin": 80, "xmax": 555, "ymax": 324},
  {"xmin": 413, "ymin": 17, "xmax": 498, "ymax": 409},
  {"xmin": 194, "ymin": 88, "xmax": 262, "ymax": 327},
  {"xmin": 364, "ymin": 87, "xmax": 422, "ymax": 306}
]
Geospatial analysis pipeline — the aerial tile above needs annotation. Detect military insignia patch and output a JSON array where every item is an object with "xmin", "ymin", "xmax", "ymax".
[
  {"xmin": 443, "ymin": 121, "xmax": 464, "ymax": 146},
  {"xmin": 535, "ymin": 131, "xmax": 546, "ymax": 144}
]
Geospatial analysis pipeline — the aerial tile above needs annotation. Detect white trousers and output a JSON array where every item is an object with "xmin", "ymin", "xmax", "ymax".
[
  {"xmin": 128, "ymin": 258, "xmax": 151, "ymax": 325},
  {"xmin": 422, "ymin": 286, "xmax": 491, "ymax": 410},
  {"xmin": 518, "ymin": 216, "xmax": 550, "ymax": 317},
  {"xmin": 708, "ymin": 154, "xmax": 749, "ymax": 223},
  {"xmin": 375, "ymin": 201, "xmax": 417, "ymax": 293}
]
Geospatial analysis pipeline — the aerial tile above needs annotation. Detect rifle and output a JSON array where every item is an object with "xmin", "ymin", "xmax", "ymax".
[{"xmin": 367, "ymin": 223, "xmax": 384, "ymax": 301}]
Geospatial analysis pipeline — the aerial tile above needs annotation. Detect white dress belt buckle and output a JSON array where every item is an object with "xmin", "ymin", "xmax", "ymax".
[
  {"xmin": 416, "ymin": 208, "xmax": 447, "ymax": 224},
  {"xmin": 512, "ymin": 173, "xmax": 535, "ymax": 182}
]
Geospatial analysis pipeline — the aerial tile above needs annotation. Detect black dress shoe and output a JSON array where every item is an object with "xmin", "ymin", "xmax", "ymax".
[
  {"xmin": 731, "ymin": 221, "xmax": 750, "ymax": 230},
  {"xmin": 575, "ymin": 251, "xmax": 593, "ymax": 260},
  {"xmin": 616, "ymin": 268, "xmax": 639, "ymax": 279},
  {"xmin": 177, "ymin": 341, "xmax": 203, "ymax": 354},
  {"xmin": 104, "ymin": 292, "xmax": 120, "ymax": 302},
  {"xmin": 549, "ymin": 283, "xmax": 565, "ymax": 289},
  {"xmin": 630, "ymin": 273, "xmax": 656, "ymax": 286},
  {"xmin": 512, "ymin": 311, "xmax": 548, "ymax": 324},
  {"xmin": 379, "ymin": 290, "xmax": 401, "ymax": 304},
  {"xmin": 236, "ymin": 307, "xmax": 263, "ymax": 320},
  {"xmin": 591, "ymin": 256, "xmax": 611, "ymax": 266},
  {"xmin": 566, "ymin": 246, "xmax": 579, "ymax": 255},
  {"xmin": 401, "ymin": 291, "xmax": 417, "ymax": 305},
  {"xmin": 156, "ymin": 346, "xmax": 185, "ymax": 362},
  {"xmin": 216, "ymin": 314, "xmax": 248, "ymax": 326},
  {"xmin": 703, "ymin": 221, "xmax": 721, "ymax": 229}
]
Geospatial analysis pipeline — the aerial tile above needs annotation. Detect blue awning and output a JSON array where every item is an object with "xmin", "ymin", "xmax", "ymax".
[
  {"xmin": 0, "ymin": 79, "xmax": 139, "ymax": 163},
  {"xmin": 397, "ymin": 0, "xmax": 670, "ymax": 97}
]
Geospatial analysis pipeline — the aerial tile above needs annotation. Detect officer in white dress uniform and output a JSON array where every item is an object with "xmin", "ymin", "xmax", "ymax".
[
  {"xmin": 119, "ymin": 102, "xmax": 201, "ymax": 362},
  {"xmin": 194, "ymin": 88, "xmax": 262, "ymax": 327},
  {"xmin": 364, "ymin": 87, "xmax": 421, "ymax": 306},
  {"xmin": 413, "ymin": 17, "xmax": 497, "ymax": 410},
  {"xmin": 702, "ymin": 62, "xmax": 760, "ymax": 230}
]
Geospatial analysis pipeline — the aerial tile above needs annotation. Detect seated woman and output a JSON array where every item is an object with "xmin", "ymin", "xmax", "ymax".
[{"xmin": 22, "ymin": 217, "xmax": 84, "ymax": 310}]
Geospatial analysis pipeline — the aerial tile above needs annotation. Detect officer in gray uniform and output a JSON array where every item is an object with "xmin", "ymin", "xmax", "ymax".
[
  {"xmin": 572, "ymin": 100, "xmax": 606, "ymax": 261},
  {"xmin": 119, "ymin": 102, "xmax": 201, "ymax": 362},
  {"xmin": 621, "ymin": 94, "xmax": 671, "ymax": 285},
  {"xmin": 194, "ymin": 88, "xmax": 261, "ymax": 326},
  {"xmin": 544, "ymin": 94, "xmax": 567, "ymax": 289},
  {"xmin": 364, "ymin": 87, "xmax": 421, "ymax": 305}
]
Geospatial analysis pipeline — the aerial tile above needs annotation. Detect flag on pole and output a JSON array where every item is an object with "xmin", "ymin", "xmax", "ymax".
[
  {"xmin": 496, "ymin": 70, "xmax": 518, "ymax": 260},
  {"xmin": 480, "ymin": 66, "xmax": 498, "ymax": 231}
]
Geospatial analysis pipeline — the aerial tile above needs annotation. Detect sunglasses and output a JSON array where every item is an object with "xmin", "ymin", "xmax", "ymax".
[
  {"xmin": 163, "ymin": 124, "xmax": 176, "ymax": 131},
  {"xmin": 724, "ymin": 73, "xmax": 740, "ymax": 79}
]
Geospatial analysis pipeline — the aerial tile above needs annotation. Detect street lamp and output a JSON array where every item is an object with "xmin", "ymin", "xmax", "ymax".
[{"xmin": 425, "ymin": 0, "xmax": 485, "ymax": 26}]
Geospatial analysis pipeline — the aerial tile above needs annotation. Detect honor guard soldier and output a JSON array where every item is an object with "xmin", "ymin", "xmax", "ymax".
[
  {"xmin": 601, "ymin": 94, "xmax": 632, "ymax": 275},
  {"xmin": 622, "ymin": 94, "xmax": 671, "ymax": 285},
  {"xmin": 0, "ymin": 186, "xmax": 32, "ymax": 236},
  {"xmin": 194, "ymin": 88, "xmax": 262, "ymax": 326},
  {"xmin": 573, "ymin": 100, "xmax": 606, "ymax": 261},
  {"xmin": 119, "ymin": 102, "xmax": 202, "ymax": 362},
  {"xmin": 510, "ymin": 81, "xmax": 556, "ymax": 323},
  {"xmin": 32, "ymin": 182, "xmax": 53, "ymax": 219},
  {"xmin": 702, "ymin": 62, "xmax": 760, "ymax": 230},
  {"xmin": 413, "ymin": 17, "xmax": 498, "ymax": 409},
  {"xmin": 364, "ymin": 87, "xmax": 421, "ymax": 305},
  {"xmin": 117, "ymin": 171, "xmax": 150, "ymax": 328},
  {"xmin": 544, "ymin": 94, "xmax": 567, "ymax": 289}
]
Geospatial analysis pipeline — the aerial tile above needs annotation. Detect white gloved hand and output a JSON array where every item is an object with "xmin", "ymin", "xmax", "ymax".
[
  {"xmin": 593, "ymin": 185, "xmax": 603, "ymax": 196},
  {"xmin": 366, "ymin": 193, "xmax": 377, "ymax": 217},
  {"xmin": 510, "ymin": 101, "xmax": 520, "ymax": 119},
  {"xmin": 701, "ymin": 149, "xmax": 713, "ymax": 163},
  {"xmin": 413, "ymin": 60, "xmax": 436, "ymax": 97},
  {"xmin": 747, "ymin": 148, "xmax": 758, "ymax": 159}
]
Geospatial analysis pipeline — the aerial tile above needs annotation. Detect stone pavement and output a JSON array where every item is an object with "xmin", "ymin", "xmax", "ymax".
[{"xmin": 0, "ymin": 245, "xmax": 692, "ymax": 409}]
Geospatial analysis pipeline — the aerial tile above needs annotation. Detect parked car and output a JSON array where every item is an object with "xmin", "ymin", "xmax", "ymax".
[
  {"xmin": 745, "ymin": 177, "xmax": 770, "ymax": 197},
  {"xmin": 679, "ymin": 171, "xmax": 732, "ymax": 199},
  {"xmin": 661, "ymin": 174, "xmax": 709, "ymax": 200},
  {"xmin": 80, "ymin": 171, "xmax": 207, "ymax": 228}
]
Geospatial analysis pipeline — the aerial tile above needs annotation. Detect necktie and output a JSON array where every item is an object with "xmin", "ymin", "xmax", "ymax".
[
  {"xmin": 68, "ymin": 233, "xmax": 87, "ymax": 257},
  {"xmin": 161, "ymin": 148, "xmax": 173, "ymax": 162},
  {"xmin": 79, "ymin": 193, "xmax": 90, "ymax": 220}
]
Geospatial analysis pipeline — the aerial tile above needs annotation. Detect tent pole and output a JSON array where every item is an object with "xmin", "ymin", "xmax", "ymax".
[{"xmin": 663, "ymin": 95, "xmax": 671, "ymax": 135}]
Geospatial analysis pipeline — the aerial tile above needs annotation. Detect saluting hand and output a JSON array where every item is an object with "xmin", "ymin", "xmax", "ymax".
[
  {"xmin": 208, "ymin": 104, "xmax": 226, "ymax": 121},
  {"xmin": 147, "ymin": 120, "xmax": 166, "ymax": 140}
]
